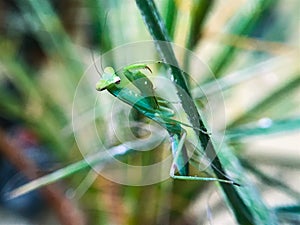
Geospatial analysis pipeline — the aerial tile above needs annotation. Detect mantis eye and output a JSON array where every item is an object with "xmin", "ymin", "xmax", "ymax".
[
  {"xmin": 114, "ymin": 76, "xmax": 121, "ymax": 84},
  {"xmin": 95, "ymin": 75, "xmax": 121, "ymax": 91},
  {"xmin": 104, "ymin": 67, "xmax": 115, "ymax": 74},
  {"xmin": 95, "ymin": 81, "xmax": 107, "ymax": 91}
]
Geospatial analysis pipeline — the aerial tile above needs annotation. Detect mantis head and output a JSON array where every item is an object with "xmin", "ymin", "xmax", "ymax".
[{"xmin": 95, "ymin": 67, "xmax": 121, "ymax": 91}]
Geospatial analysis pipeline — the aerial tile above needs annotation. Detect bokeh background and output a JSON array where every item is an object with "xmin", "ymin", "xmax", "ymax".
[{"xmin": 0, "ymin": 0, "xmax": 299, "ymax": 224}]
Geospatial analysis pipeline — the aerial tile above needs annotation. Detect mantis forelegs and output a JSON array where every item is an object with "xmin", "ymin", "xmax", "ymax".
[{"xmin": 170, "ymin": 131, "xmax": 238, "ymax": 185}]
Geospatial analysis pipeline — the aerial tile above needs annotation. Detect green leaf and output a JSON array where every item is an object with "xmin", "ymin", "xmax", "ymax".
[
  {"xmin": 226, "ymin": 117, "xmax": 300, "ymax": 141},
  {"xmin": 10, "ymin": 133, "xmax": 163, "ymax": 199},
  {"xmin": 163, "ymin": 0, "xmax": 178, "ymax": 40},
  {"xmin": 183, "ymin": 0, "xmax": 214, "ymax": 71},
  {"xmin": 229, "ymin": 74, "xmax": 300, "ymax": 128},
  {"xmin": 240, "ymin": 158, "xmax": 300, "ymax": 200},
  {"xmin": 274, "ymin": 205, "xmax": 300, "ymax": 224},
  {"xmin": 192, "ymin": 54, "xmax": 299, "ymax": 98},
  {"xmin": 208, "ymin": 0, "xmax": 275, "ymax": 78},
  {"xmin": 217, "ymin": 143, "xmax": 278, "ymax": 224}
]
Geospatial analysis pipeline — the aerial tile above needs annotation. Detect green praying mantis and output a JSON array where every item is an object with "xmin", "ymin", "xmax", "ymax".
[
  {"xmin": 7, "ymin": 62, "xmax": 238, "ymax": 199},
  {"xmin": 96, "ymin": 63, "xmax": 238, "ymax": 185}
]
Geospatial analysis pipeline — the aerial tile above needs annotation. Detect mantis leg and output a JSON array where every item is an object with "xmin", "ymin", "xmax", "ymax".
[
  {"xmin": 170, "ymin": 132, "xmax": 189, "ymax": 176},
  {"xmin": 170, "ymin": 131, "xmax": 238, "ymax": 185},
  {"xmin": 123, "ymin": 65, "xmax": 176, "ymax": 117},
  {"xmin": 123, "ymin": 65, "xmax": 159, "ymax": 110}
]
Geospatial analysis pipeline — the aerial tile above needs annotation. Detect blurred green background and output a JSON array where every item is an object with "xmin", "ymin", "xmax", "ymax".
[{"xmin": 0, "ymin": 0, "xmax": 299, "ymax": 224}]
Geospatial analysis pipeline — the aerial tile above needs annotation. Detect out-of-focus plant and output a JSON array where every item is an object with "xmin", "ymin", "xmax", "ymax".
[{"xmin": 0, "ymin": 0, "xmax": 299, "ymax": 224}]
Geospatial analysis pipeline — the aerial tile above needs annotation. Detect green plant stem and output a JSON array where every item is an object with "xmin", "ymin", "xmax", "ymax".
[
  {"xmin": 183, "ymin": 0, "xmax": 214, "ymax": 71},
  {"xmin": 240, "ymin": 158, "xmax": 300, "ymax": 200},
  {"xmin": 192, "ymin": 54, "xmax": 298, "ymax": 99},
  {"xmin": 10, "ymin": 133, "xmax": 163, "ymax": 199},
  {"xmin": 274, "ymin": 205, "xmax": 300, "ymax": 224},
  {"xmin": 226, "ymin": 117, "xmax": 300, "ymax": 141},
  {"xmin": 208, "ymin": 0, "xmax": 275, "ymax": 78},
  {"xmin": 163, "ymin": 0, "xmax": 178, "ymax": 40},
  {"xmin": 228, "ymin": 74, "xmax": 300, "ymax": 128}
]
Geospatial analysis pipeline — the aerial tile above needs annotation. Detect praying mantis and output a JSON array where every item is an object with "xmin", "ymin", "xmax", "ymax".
[
  {"xmin": 96, "ymin": 63, "xmax": 237, "ymax": 185},
  {"xmin": 8, "ymin": 62, "xmax": 237, "ymax": 199}
]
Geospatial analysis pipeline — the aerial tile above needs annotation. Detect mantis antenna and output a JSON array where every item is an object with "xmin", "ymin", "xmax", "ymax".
[
  {"xmin": 187, "ymin": 139, "xmax": 240, "ymax": 186},
  {"xmin": 171, "ymin": 131, "xmax": 240, "ymax": 186},
  {"xmin": 91, "ymin": 10, "xmax": 110, "ymax": 77},
  {"xmin": 91, "ymin": 51, "xmax": 102, "ymax": 77}
]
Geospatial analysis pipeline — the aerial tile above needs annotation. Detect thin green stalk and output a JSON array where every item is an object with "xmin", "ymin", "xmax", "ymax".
[
  {"xmin": 240, "ymin": 158, "xmax": 300, "ymax": 200},
  {"xmin": 226, "ymin": 117, "xmax": 300, "ymax": 141},
  {"xmin": 274, "ymin": 205, "xmax": 300, "ymax": 224},
  {"xmin": 0, "ymin": 90, "xmax": 24, "ymax": 121},
  {"xmin": 10, "ymin": 133, "xmax": 163, "ymax": 198},
  {"xmin": 208, "ymin": 0, "xmax": 275, "ymax": 78},
  {"xmin": 183, "ymin": 0, "xmax": 214, "ymax": 71},
  {"xmin": 17, "ymin": 0, "xmax": 86, "ymax": 97},
  {"xmin": 192, "ymin": 54, "xmax": 298, "ymax": 98},
  {"xmin": 0, "ymin": 50, "xmax": 68, "ymax": 154},
  {"xmin": 88, "ymin": 0, "xmax": 114, "ymax": 55},
  {"xmin": 228, "ymin": 74, "xmax": 300, "ymax": 128},
  {"xmin": 163, "ymin": 0, "xmax": 178, "ymax": 40}
]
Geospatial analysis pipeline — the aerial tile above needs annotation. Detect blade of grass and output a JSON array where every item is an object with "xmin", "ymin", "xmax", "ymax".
[
  {"xmin": 208, "ymin": 0, "xmax": 275, "ymax": 78},
  {"xmin": 274, "ymin": 205, "xmax": 300, "ymax": 224},
  {"xmin": 1, "ymin": 54, "xmax": 68, "ymax": 126},
  {"xmin": 135, "ymin": 1, "xmax": 277, "ymax": 224},
  {"xmin": 9, "ymin": 132, "xmax": 164, "ymax": 199},
  {"xmin": 217, "ymin": 142, "xmax": 278, "ymax": 225},
  {"xmin": 0, "ymin": 45, "xmax": 68, "ymax": 154},
  {"xmin": 226, "ymin": 117, "xmax": 300, "ymax": 141},
  {"xmin": 135, "ymin": 0, "xmax": 195, "ymax": 183},
  {"xmin": 240, "ymin": 158, "xmax": 300, "ymax": 200},
  {"xmin": 192, "ymin": 53, "xmax": 299, "ymax": 98},
  {"xmin": 201, "ymin": 30, "xmax": 299, "ymax": 55},
  {"xmin": 183, "ymin": 0, "xmax": 214, "ymax": 71},
  {"xmin": 162, "ymin": 0, "xmax": 178, "ymax": 40},
  {"xmin": 17, "ymin": 0, "xmax": 86, "ymax": 97},
  {"xmin": 0, "ymin": 90, "xmax": 24, "ymax": 121},
  {"xmin": 87, "ymin": 0, "xmax": 113, "ymax": 53},
  {"xmin": 228, "ymin": 73, "xmax": 300, "ymax": 128},
  {"xmin": 0, "ymin": 129, "xmax": 86, "ymax": 225}
]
